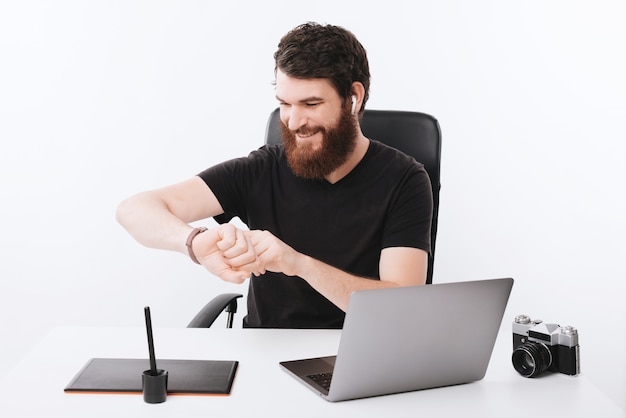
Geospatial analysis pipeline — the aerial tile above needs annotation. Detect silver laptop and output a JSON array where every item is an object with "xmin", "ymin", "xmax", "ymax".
[{"xmin": 280, "ymin": 278, "xmax": 513, "ymax": 402}]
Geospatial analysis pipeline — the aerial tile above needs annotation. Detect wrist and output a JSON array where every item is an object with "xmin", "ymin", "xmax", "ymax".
[
  {"xmin": 289, "ymin": 252, "xmax": 313, "ymax": 277},
  {"xmin": 185, "ymin": 227, "xmax": 208, "ymax": 264}
]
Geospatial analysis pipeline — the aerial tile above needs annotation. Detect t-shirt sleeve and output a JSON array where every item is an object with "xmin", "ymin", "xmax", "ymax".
[
  {"xmin": 381, "ymin": 164, "xmax": 433, "ymax": 254},
  {"xmin": 196, "ymin": 147, "xmax": 271, "ymax": 225}
]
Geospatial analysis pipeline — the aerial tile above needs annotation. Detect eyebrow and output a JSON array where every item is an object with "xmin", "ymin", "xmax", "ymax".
[{"xmin": 275, "ymin": 95, "xmax": 324, "ymax": 104}]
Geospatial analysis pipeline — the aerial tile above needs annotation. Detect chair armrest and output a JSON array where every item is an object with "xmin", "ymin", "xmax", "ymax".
[{"xmin": 187, "ymin": 293, "xmax": 243, "ymax": 328}]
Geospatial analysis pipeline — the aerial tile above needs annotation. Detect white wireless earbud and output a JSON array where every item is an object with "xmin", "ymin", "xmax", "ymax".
[{"xmin": 350, "ymin": 95, "xmax": 357, "ymax": 115}]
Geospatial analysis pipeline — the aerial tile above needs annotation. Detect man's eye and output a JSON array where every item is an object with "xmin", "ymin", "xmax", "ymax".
[{"xmin": 306, "ymin": 102, "xmax": 320, "ymax": 107}]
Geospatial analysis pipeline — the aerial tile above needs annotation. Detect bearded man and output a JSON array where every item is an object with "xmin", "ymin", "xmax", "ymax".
[{"xmin": 116, "ymin": 22, "xmax": 433, "ymax": 328}]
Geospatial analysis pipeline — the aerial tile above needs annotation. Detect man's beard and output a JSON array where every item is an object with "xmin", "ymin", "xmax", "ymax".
[{"xmin": 281, "ymin": 107, "xmax": 358, "ymax": 180}]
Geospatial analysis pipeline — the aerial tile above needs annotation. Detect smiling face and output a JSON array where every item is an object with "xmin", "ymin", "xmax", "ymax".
[{"xmin": 276, "ymin": 69, "xmax": 358, "ymax": 180}]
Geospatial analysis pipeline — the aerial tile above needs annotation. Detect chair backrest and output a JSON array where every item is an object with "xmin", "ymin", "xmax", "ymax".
[{"xmin": 264, "ymin": 108, "xmax": 442, "ymax": 284}]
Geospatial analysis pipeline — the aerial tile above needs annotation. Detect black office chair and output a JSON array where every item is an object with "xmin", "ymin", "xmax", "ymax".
[{"xmin": 187, "ymin": 108, "xmax": 442, "ymax": 328}]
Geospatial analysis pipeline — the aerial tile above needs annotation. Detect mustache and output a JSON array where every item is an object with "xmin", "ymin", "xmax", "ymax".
[{"xmin": 290, "ymin": 125, "xmax": 324, "ymax": 137}]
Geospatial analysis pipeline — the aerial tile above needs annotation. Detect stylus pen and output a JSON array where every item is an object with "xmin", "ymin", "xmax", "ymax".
[{"xmin": 144, "ymin": 306, "xmax": 158, "ymax": 375}]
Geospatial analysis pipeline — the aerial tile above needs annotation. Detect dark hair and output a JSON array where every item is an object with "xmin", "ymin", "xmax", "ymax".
[{"xmin": 274, "ymin": 22, "xmax": 370, "ymax": 115}]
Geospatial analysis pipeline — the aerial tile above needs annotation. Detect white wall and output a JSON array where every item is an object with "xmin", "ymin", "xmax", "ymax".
[{"xmin": 1, "ymin": 0, "xmax": 624, "ymax": 410}]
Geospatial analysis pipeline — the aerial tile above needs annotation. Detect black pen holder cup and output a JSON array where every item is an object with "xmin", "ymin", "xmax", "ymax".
[{"xmin": 142, "ymin": 369, "xmax": 168, "ymax": 404}]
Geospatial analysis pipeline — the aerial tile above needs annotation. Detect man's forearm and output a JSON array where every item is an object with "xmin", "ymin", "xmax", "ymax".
[
  {"xmin": 115, "ymin": 191, "xmax": 192, "ymax": 255},
  {"xmin": 295, "ymin": 255, "xmax": 399, "ymax": 312}
]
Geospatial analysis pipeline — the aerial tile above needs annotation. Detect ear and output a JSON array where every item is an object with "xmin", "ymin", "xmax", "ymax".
[{"xmin": 350, "ymin": 81, "xmax": 366, "ymax": 115}]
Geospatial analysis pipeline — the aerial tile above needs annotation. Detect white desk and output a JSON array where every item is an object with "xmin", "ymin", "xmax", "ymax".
[{"xmin": 0, "ymin": 326, "xmax": 623, "ymax": 417}]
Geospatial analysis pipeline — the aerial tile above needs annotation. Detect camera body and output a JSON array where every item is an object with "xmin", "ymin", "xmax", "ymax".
[{"xmin": 512, "ymin": 314, "xmax": 580, "ymax": 377}]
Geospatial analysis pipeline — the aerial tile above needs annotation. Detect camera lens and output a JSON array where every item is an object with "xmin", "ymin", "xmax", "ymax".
[{"xmin": 512, "ymin": 342, "xmax": 552, "ymax": 377}]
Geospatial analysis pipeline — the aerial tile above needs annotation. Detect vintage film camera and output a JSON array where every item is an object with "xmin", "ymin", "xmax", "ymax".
[{"xmin": 512, "ymin": 314, "xmax": 580, "ymax": 377}]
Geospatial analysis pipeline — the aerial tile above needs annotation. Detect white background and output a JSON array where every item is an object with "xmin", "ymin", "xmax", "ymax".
[{"xmin": 1, "ymin": 0, "xmax": 624, "ymax": 410}]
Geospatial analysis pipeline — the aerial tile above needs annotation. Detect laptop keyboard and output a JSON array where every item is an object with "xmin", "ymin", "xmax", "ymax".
[{"xmin": 307, "ymin": 372, "xmax": 333, "ymax": 391}]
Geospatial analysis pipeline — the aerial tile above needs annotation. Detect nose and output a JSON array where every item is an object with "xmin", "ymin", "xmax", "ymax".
[{"xmin": 282, "ymin": 106, "xmax": 307, "ymax": 132}]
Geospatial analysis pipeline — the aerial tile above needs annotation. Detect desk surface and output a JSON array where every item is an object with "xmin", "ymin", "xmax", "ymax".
[{"xmin": 0, "ymin": 326, "xmax": 623, "ymax": 417}]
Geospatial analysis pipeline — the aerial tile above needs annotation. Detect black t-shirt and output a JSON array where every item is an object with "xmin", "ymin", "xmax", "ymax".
[{"xmin": 198, "ymin": 139, "xmax": 432, "ymax": 328}]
